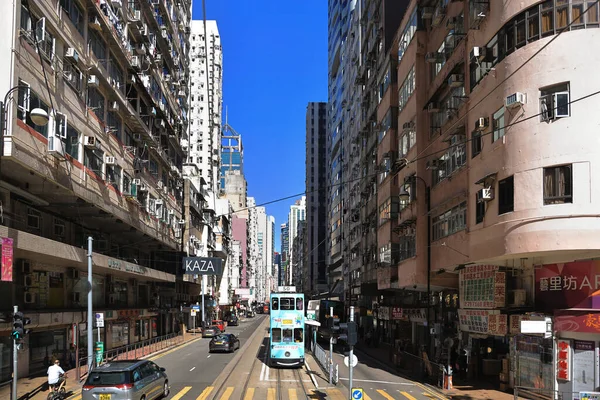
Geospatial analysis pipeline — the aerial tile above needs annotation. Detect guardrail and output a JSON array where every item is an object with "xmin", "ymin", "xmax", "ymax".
[
  {"xmin": 77, "ymin": 332, "xmax": 183, "ymax": 380},
  {"xmin": 313, "ymin": 341, "xmax": 339, "ymax": 385}
]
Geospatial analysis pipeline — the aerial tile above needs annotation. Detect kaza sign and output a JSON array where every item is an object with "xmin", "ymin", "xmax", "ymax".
[{"xmin": 183, "ymin": 257, "xmax": 223, "ymax": 276}]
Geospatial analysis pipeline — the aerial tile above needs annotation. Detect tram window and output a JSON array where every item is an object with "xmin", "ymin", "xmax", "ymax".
[
  {"xmin": 283, "ymin": 329, "xmax": 293, "ymax": 343},
  {"xmin": 272, "ymin": 297, "xmax": 279, "ymax": 310},
  {"xmin": 272, "ymin": 328, "xmax": 282, "ymax": 342},
  {"xmin": 294, "ymin": 328, "xmax": 303, "ymax": 343},
  {"xmin": 296, "ymin": 298, "xmax": 303, "ymax": 310},
  {"xmin": 280, "ymin": 297, "xmax": 294, "ymax": 310}
]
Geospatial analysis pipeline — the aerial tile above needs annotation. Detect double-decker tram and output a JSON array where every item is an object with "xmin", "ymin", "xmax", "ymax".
[{"xmin": 269, "ymin": 287, "xmax": 304, "ymax": 367}]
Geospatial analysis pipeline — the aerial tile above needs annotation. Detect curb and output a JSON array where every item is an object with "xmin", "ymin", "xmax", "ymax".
[{"xmin": 303, "ymin": 356, "xmax": 320, "ymax": 389}]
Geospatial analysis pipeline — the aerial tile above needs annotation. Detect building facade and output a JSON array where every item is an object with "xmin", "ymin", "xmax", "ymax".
[
  {"xmin": 287, "ymin": 196, "xmax": 306, "ymax": 284},
  {"xmin": 305, "ymin": 102, "xmax": 328, "ymax": 296},
  {"xmin": 280, "ymin": 223, "xmax": 289, "ymax": 285},
  {"xmin": 220, "ymin": 122, "xmax": 243, "ymax": 191},
  {"xmin": 0, "ymin": 0, "xmax": 192, "ymax": 381}
]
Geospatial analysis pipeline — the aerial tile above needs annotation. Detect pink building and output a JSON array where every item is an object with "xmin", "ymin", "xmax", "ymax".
[{"xmin": 232, "ymin": 215, "xmax": 248, "ymax": 288}]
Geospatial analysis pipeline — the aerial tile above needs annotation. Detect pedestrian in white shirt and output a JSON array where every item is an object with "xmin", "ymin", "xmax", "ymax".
[{"xmin": 47, "ymin": 359, "xmax": 66, "ymax": 387}]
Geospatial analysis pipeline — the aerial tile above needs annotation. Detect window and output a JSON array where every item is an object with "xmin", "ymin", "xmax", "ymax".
[
  {"xmin": 106, "ymin": 164, "xmax": 122, "ymax": 192},
  {"xmin": 540, "ymin": 83, "xmax": 570, "ymax": 122},
  {"xmin": 492, "ymin": 107, "xmax": 505, "ymax": 142},
  {"xmin": 541, "ymin": 1, "xmax": 555, "ymax": 36},
  {"xmin": 399, "ymin": 123, "xmax": 416, "ymax": 157},
  {"xmin": 27, "ymin": 208, "xmax": 41, "ymax": 230},
  {"xmin": 378, "ymin": 197, "xmax": 399, "ymax": 225},
  {"xmin": 107, "ymin": 111, "xmax": 122, "ymax": 139},
  {"xmin": 543, "ymin": 165, "xmax": 572, "ymax": 205},
  {"xmin": 59, "ymin": 0, "xmax": 84, "ymax": 35},
  {"xmin": 35, "ymin": 18, "xmax": 56, "ymax": 63},
  {"xmin": 84, "ymin": 148, "xmax": 104, "ymax": 177},
  {"xmin": 475, "ymin": 194, "xmax": 485, "ymax": 224},
  {"xmin": 63, "ymin": 61, "xmax": 83, "ymax": 92},
  {"xmin": 65, "ymin": 124, "xmax": 79, "ymax": 159},
  {"xmin": 271, "ymin": 297, "xmax": 279, "ymax": 310},
  {"xmin": 398, "ymin": 66, "xmax": 415, "ymax": 112},
  {"xmin": 54, "ymin": 218, "xmax": 66, "ymax": 238},
  {"xmin": 432, "ymin": 139, "xmax": 467, "ymax": 185},
  {"xmin": 471, "ymin": 132, "xmax": 482, "ymax": 157},
  {"xmin": 87, "ymin": 87, "xmax": 105, "ymax": 122},
  {"xmin": 17, "ymin": 80, "xmax": 50, "ymax": 137},
  {"xmin": 282, "ymin": 329, "xmax": 293, "ymax": 343},
  {"xmin": 556, "ymin": 0, "xmax": 569, "ymax": 29},
  {"xmin": 294, "ymin": 328, "xmax": 303, "ymax": 343},
  {"xmin": 432, "ymin": 202, "xmax": 467, "ymax": 241},
  {"xmin": 498, "ymin": 176, "xmax": 515, "ymax": 214},
  {"xmin": 280, "ymin": 297, "xmax": 295, "ymax": 310}
]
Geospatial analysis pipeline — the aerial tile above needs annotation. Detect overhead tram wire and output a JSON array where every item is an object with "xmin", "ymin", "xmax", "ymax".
[{"xmin": 410, "ymin": 0, "xmax": 600, "ymax": 164}]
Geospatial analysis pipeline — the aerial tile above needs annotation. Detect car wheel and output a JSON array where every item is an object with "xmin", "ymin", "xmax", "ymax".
[{"xmin": 162, "ymin": 381, "xmax": 169, "ymax": 398}]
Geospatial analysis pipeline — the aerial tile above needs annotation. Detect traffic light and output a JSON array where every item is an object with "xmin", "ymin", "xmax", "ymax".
[
  {"xmin": 337, "ymin": 321, "xmax": 358, "ymax": 346},
  {"xmin": 326, "ymin": 316, "xmax": 340, "ymax": 332},
  {"xmin": 11, "ymin": 312, "xmax": 31, "ymax": 340}
]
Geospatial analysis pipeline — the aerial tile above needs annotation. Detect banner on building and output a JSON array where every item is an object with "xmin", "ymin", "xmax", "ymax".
[
  {"xmin": 459, "ymin": 265, "xmax": 506, "ymax": 309},
  {"xmin": 1, "ymin": 238, "xmax": 14, "ymax": 282},
  {"xmin": 535, "ymin": 261, "xmax": 600, "ymax": 310},
  {"xmin": 182, "ymin": 257, "xmax": 223, "ymax": 276},
  {"xmin": 458, "ymin": 309, "xmax": 507, "ymax": 336}
]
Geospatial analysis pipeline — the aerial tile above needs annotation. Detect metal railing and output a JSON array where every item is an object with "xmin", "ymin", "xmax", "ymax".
[
  {"xmin": 313, "ymin": 341, "xmax": 339, "ymax": 385},
  {"xmin": 514, "ymin": 386, "xmax": 588, "ymax": 400},
  {"xmin": 393, "ymin": 350, "xmax": 446, "ymax": 388},
  {"xmin": 77, "ymin": 332, "xmax": 183, "ymax": 380}
]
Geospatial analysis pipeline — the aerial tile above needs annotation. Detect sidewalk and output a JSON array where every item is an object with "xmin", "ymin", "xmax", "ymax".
[
  {"xmin": 0, "ymin": 333, "xmax": 203, "ymax": 400},
  {"xmin": 353, "ymin": 341, "xmax": 517, "ymax": 400}
]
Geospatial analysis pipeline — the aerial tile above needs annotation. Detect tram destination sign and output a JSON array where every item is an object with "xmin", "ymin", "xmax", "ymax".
[{"xmin": 183, "ymin": 257, "xmax": 223, "ymax": 276}]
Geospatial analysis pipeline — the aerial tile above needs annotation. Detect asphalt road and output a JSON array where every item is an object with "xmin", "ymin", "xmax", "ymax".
[{"xmin": 152, "ymin": 315, "xmax": 267, "ymax": 399}]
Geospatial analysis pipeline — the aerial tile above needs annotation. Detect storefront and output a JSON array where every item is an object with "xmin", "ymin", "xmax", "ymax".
[{"xmin": 29, "ymin": 329, "xmax": 68, "ymax": 375}]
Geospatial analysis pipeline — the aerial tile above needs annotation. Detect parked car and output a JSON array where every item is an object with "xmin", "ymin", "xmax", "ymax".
[
  {"xmin": 212, "ymin": 319, "xmax": 226, "ymax": 332},
  {"xmin": 209, "ymin": 334, "xmax": 240, "ymax": 353},
  {"xmin": 228, "ymin": 315, "xmax": 239, "ymax": 326},
  {"xmin": 202, "ymin": 325, "xmax": 220, "ymax": 338},
  {"xmin": 82, "ymin": 360, "xmax": 168, "ymax": 400}
]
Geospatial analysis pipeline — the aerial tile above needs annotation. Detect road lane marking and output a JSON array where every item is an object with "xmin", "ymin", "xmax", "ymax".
[
  {"xmin": 190, "ymin": 366, "xmax": 196, "ymax": 371},
  {"xmin": 401, "ymin": 391, "xmax": 418, "ymax": 400},
  {"xmin": 377, "ymin": 389, "xmax": 396, "ymax": 400},
  {"xmin": 171, "ymin": 386, "xmax": 192, "ymax": 400},
  {"xmin": 244, "ymin": 387, "xmax": 255, "ymax": 400},
  {"xmin": 220, "ymin": 387, "xmax": 234, "ymax": 400},
  {"xmin": 414, "ymin": 382, "xmax": 448, "ymax": 400},
  {"xmin": 327, "ymin": 388, "xmax": 346, "ymax": 400},
  {"xmin": 207, "ymin": 355, "xmax": 211, "ymax": 358},
  {"xmin": 289, "ymin": 388, "xmax": 297, "ymax": 400},
  {"xmin": 148, "ymin": 337, "xmax": 203, "ymax": 361},
  {"xmin": 196, "ymin": 386, "xmax": 213, "ymax": 400},
  {"xmin": 267, "ymin": 388, "xmax": 276, "ymax": 400},
  {"xmin": 260, "ymin": 360, "xmax": 266, "ymax": 381},
  {"xmin": 339, "ymin": 377, "xmax": 415, "ymax": 385}
]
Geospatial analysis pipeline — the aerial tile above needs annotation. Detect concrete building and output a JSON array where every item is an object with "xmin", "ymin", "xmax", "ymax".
[
  {"xmin": 287, "ymin": 196, "xmax": 306, "ymax": 284},
  {"xmin": 246, "ymin": 197, "xmax": 258, "ymax": 303},
  {"xmin": 185, "ymin": 20, "xmax": 222, "ymax": 194},
  {"xmin": 280, "ymin": 223, "xmax": 289, "ymax": 285},
  {"xmin": 0, "ymin": 0, "xmax": 192, "ymax": 381},
  {"xmin": 220, "ymin": 122, "xmax": 243, "ymax": 191},
  {"xmin": 305, "ymin": 102, "xmax": 328, "ymax": 296},
  {"xmin": 292, "ymin": 221, "xmax": 307, "ymax": 290}
]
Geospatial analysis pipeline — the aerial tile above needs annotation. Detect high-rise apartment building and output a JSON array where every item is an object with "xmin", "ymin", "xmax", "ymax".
[
  {"xmin": 280, "ymin": 223, "xmax": 289, "ymax": 285},
  {"xmin": 0, "ymin": 0, "xmax": 192, "ymax": 380},
  {"xmin": 185, "ymin": 20, "xmax": 222, "ymax": 194},
  {"xmin": 305, "ymin": 102, "xmax": 328, "ymax": 296},
  {"xmin": 287, "ymin": 196, "xmax": 306, "ymax": 283},
  {"xmin": 220, "ymin": 122, "xmax": 243, "ymax": 190}
]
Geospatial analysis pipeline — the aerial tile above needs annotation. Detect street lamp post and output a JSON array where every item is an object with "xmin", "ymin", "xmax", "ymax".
[{"xmin": 398, "ymin": 175, "xmax": 432, "ymax": 353}]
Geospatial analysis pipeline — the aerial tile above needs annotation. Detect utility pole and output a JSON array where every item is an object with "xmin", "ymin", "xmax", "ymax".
[
  {"xmin": 348, "ymin": 305, "xmax": 355, "ymax": 400},
  {"xmin": 87, "ymin": 236, "xmax": 93, "ymax": 372},
  {"xmin": 201, "ymin": 276, "xmax": 205, "ymax": 328},
  {"xmin": 11, "ymin": 305, "xmax": 17, "ymax": 400},
  {"xmin": 329, "ymin": 306, "xmax": 334, "ymax": 385}
]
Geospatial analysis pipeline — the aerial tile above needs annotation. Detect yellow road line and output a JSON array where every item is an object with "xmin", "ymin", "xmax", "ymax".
[
  {"xmin": 363, "ymin": 391, "xmax": 373, "ymax": 400},
  {"xmin": 401, "ymin": 391, "xmax": 418, "ymax": 400},
  {"xmin": 243, "ymin": 387, "xmax": 255, "ymax": 400},
  {"xmin": 327, "ymin": 388, "xmax": 347, "ymax": 400},
  {"xmin": 267, "ymin": 387, "xmax": 276, "ymax": 400},
  {"xmin": 221, "ymin": 387, "xmax": 235, "ymax": 400},
  {"xmin": 197, "ymin": 386, "xmax": 214, "ymax": 400},
  {"xmin": 289, "ymin": 388, "xmax": 298, "ymax": 400},
  {"xmin": 377, "ymin": 389, "xmax": 396, "ymax": 400},
  {"xmin": 171, "ymin": 386, "xmax": 192, "ymax": 400},
  {"xmin": 414, "ymin": 382, "xmax": 448, "ymax": 400}
]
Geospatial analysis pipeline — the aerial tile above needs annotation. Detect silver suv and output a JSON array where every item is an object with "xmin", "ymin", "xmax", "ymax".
[{"xmin": 82, "ymin": 360, "xmax": 169, "ymax": 400}]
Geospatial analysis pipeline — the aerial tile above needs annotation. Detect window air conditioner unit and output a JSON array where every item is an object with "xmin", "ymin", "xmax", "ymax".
[
  {"xmin": 168, "ymin": 209, "xmax": 175, "ymax": 215},
  {"xmin": 109, "ymin": 101, "xmax": 119, "ymax": 112},
  {"xmin": 510, "ymin": 289, "xmax": 527, "ymax": 307},
  {"xmin": 477, "ymin": 187, "xmax": 494, "ymax": 203},
  {"xmin": 155, "ymin": 53, "xmax": 162, "ymax": 63},
  {"xmin": 24, "ymin": 292, "xmax": 36, "ymax": 304},
  {"xmin": 427, "ymin": 102, "xmax": 440, "ymax": 113},
  {"xmin": 157, "ymin": 180, "xmax": 164, "ymax": 189},
  {"xmin": 84, "ymin": 136, "xmax": 99, "ymax": 148},
  {"xmin": 178, "ymin": 219, "xmax": 185, "ymax": 225},
  {"xmin": 65, "ymin": 47, "xmax": 79, "ymax": 62},
  {"xmin": 470, "ymin": 46, "xmax": 487, "ymax": 61},
  {"xmin": 48, "ymin": 136, "xmax": 66, "ymax": 159},
  {"xmin": 421, "ymin": 7, "xmax": 434, "ymax": 19},
  {"xmin": 448, "ymin": 74, "xmax": 464, "ymax": 88},
  {"xmin": 141, "ymin": 24, "xmax": 148, "ymax": 37},
  {"xmin": 135, "ymin": 44, "xmax": 146, "ymax": 55},
  {"xmin": 425, "ymin": 52, "xmax": 443, "ymax": 63},
  {"xmin": 506, "ymin": 92, "xmax": 527, "ymax": 109},
  {"xmin": 475, "ymin": 117, "xmax": 489, "ymax": 131},
  {"xmin": 63, "ymin": 71, "xmax": 73, "ymax": 82},
  {"xmin": 426, "ymin": 159, "xmax": 441, "ymax": 170},
  {"xmin": 131, "ymin": 56, "xmax": 140, "ymax": 69},
  {"xmin": 139, "ymin": 183, "xmax": 148, "ymax": 192},
  {"xmin": 105, "ymin": 156, "xmax": 116, "ymax": 165},
  {"xmin": 132, "ymin": 10, "xmax": 141, "ymax": 21},
  {"xmin": 88, "ymin": 75, "xmax": 99, "ymax": 87},
  {"xmin": 164, "ymin": 74, "xmax": 171, "ymax": 82},
  {"xmin": 132, "ymin": 178, "xmax": 141, "ymax": 185}
]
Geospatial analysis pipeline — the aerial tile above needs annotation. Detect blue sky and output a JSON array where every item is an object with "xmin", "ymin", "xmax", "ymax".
[{"xmin": 192, "ymin": 1, "xmax": 328, "ymax": 252}]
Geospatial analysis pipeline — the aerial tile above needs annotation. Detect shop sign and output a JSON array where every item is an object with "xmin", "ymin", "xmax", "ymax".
[
  {"xmin": 557, "ymin": 340, "xmax": 571, "ymax": 381},
  {"xmin": 1, "ymin": 238, "xmax": 14, "ymax": 282},
  {"xmin": 458, "ymin": 309, "xmax": 507, "ymax": 335},
  {"xmin": 555, "ymin": 312, "xmax": 600, "ymax": 334},
  {"xmin": 378, "ymin": 306, "xmax": 390, "ymax": 321},
  {"xmin": 580, "ymin": 392, "xmax": 600, "ymax": 400},
  {"xmin": 509, "ymin": 315, "xmax": 548, "ymax": 335},
  {"xmin": 459, "ymin": 265, "xmax": 505, "ymax": 309},
  {"xmin": 574, "ymin": 340, "xmax": 595, "ymax": 351},
  {"xmin": 118, "ymin": 309, "xmax": 141, "ymax": 319},
  {"xmin": 535, "ymin": 261, "xmax": 600, "ymax": 310},
  {"xmin": 391, "ymin": 307, "xmax": 403, "ymax": 320},
  {"xmin": 108, "ymin": 259, "xmax": 145, "ymax": 275}
]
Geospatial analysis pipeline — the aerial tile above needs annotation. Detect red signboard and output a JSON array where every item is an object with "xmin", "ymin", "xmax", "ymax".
[
  {"xmin": 554, "ymin": 311, "xmax": 600, "ymax": 334},
  {"xmin": 556, "ymin": 340, "xmax": 570, "ymax": 381},
  {"xmin": 1, "ymin": 238, "xmax": 14, "ymax": 282},
  {"xmin": 535, "ymin": 261, "xmax": 600, "ymax": 310}
]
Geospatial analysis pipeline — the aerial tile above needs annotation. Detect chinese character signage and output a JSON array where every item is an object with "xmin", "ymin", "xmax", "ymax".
[
  {"xmin": 535, "ymin": 261, "xmax": 600, "ymax": 310},
  {"xmin": 554, "ymin": 311, "xmax": 600, "ymax": 334},
  {"xmin": 458, "ymin": 309, "xmax": 508, "ymax": 335},
  {"xmin": 557, "ymin": 340, "xmax": 571, "ymax": 381},
  {"xmin": 509, "ymin": 314, "xmax": 547, "ymax": 335},
  {"xmin": 1, "ymin": 238, "xmax": 14, "ymax": 282},
  {"xmin": 391, "ymin": 307, "xmax": 403, "ymax": 320},
  {"xmin": 459, "ymin": 265, "xmax": 505, "ymax": 309}
]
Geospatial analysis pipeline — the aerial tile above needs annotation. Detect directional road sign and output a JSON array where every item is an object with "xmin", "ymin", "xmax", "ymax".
[{"xmin": 351, "ymin": 388, "xmax": 363, "ymax": 399}]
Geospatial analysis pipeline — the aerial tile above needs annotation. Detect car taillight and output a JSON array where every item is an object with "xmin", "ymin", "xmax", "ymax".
[
  {"xmin": 82, "ymin": 385, "xmax": 93, "ymax": 391},
  {"xmin": 115, "ymin": 384, "xmax": 134, "ymax": 390}
]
